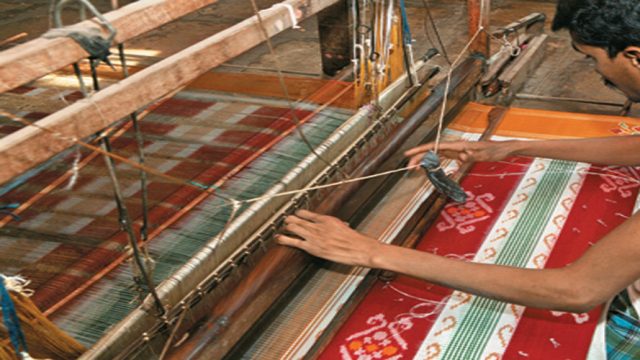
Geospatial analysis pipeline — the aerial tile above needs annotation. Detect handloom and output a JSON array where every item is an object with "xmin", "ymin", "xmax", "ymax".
[{"xmin": 0, "ymin": 0, "xmax": 619, "ymax": 359}]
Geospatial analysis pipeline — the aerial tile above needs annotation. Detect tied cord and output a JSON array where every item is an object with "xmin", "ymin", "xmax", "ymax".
[
  {"xmin": 0, "ymin": 275, "xmax": 29, "ymax": 358},
  {"xmin": 420, "ymin": 151, "xmax": 467, "ymax": 203}
]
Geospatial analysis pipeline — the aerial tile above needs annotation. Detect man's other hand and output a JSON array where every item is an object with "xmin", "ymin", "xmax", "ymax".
[
  {"xmin": 405, "ymin": 140, "xmax": 515, "ymax": 169},
  {"xmin": 276, "ymin": 210, "xmax": 382, "ymax": 267}
]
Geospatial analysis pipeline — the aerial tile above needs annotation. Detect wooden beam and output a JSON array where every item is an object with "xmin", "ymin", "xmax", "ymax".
[
  {"xmin": 0, "ymin": 0, "xmax": 221, "ymax": 93},
  {"xmin": 467, "ymin": 0, "xmax": 490, "ymax": 56},
  {"xmin": 497, "ymin": 34, "xmax": 548, "ymax": 104},
  {"xmin": 0, "ymin": 0, "xmax": 340, "ymax": 186}
]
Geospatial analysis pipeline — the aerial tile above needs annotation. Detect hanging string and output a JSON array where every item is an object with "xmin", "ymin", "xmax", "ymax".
[
  {"xmin": 52, "ymin": 3, "xmax": 168, "ymax": 314},
  {"xmin": 431, "ymin": 0, "xmax": 521, "ymax": 155},
  {"xmin": 248, "ymin": 0, "xmax": 349, "ymax": 179},
  {"xmin": 433, "ymin": 27, "xmax": 483, "ymax": 154}
]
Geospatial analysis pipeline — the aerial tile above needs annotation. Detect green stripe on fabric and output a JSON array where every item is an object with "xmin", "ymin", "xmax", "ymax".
[{"xmin": 442, "ymin": 160, "xmax": 576, "ymax": 359}]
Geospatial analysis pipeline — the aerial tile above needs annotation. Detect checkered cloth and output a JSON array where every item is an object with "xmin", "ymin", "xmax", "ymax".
[{"xmin": 607, "ymin": 290, "xmax": 640, "ymax": 360}]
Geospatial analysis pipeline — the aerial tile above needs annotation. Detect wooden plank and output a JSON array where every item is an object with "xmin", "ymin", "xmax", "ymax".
[
  {"xmin": 0, "ymin": 0, "xmax": 340, "ymax": 186},
  {"xmin": 0, "ymin": 0, "xmax": 221, "ymax": 93},
  {"xmin": 467, "ymin": 0, "xmax": 490, "ymax": 56},
  {"xmin": 497, "ymin": 34, "xmax": 548, "ymax": 104}
]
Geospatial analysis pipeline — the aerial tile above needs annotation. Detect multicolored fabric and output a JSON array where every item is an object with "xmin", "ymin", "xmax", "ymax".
[
  {"xmin": 319, "ymin": 103, "xmax": 640, "ymax": 360},
  {"xmin": 0, "ymin": 85, "xmax": 354, "ymax": 345},
  {"xmin": 606, "ymin": 291, "xmax": 640, "ymax": 360}
]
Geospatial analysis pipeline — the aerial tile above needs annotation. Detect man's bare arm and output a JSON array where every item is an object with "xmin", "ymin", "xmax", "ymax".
[
  {"xmin": 279, "ymin": 210, "xmax": 640, "ymax": 312},
  {"xmin": 405, "ymin": 135, "xmax": 640, "ymax": 167}
]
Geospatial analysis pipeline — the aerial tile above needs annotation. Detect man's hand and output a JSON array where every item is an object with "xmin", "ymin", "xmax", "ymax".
[
  {"xmin": 276, "ymin": 209, "xmax": 382, "ymax": 267},
  {"xmin": 405, "ymin": 140, "xmax": 516, "ymax": 169}
]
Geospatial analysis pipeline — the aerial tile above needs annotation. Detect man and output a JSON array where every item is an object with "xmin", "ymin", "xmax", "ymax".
[{"xmin": 277, "ymin": 0, "xmax": 640, "ymax": 357}]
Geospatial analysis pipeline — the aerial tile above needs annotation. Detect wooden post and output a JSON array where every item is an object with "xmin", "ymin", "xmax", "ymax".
[
  {"xmin": 468, "ymin": 0, "xmax": 490, "ymax": 57},
  {"xmin": 0, "ymin": 0, "xmax": 222, "ymax": 93},
  {"xmin": 0, "ymin": 0, "xmax": 341, "ymax": 186},
  {"xmin": 317, "ymin": 0, "xmax": 352, "ymax": 76}
]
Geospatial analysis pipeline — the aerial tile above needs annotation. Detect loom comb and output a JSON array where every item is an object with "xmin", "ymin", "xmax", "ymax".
[{"xmin": 420, "ymin": 151, "xmax": 467, "ymax": 203}]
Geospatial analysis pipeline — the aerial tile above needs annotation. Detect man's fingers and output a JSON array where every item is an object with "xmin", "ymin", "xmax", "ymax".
[
  {"xmin": 404, "ymin": 143, "xmax": 434, "ymax": 157},
  {"xmin": 296, "ymin": 209, "xmax": 326, "ymax": 222},
  {"xmin": 408, "ymin": 154, "xmax": 424, "ymax": 169},
  {"xmin": 276, "ymin": 234, "xmax": 308, "ymax": 251},
  {"xmin": 284, "ymin": 222, "xmax": 314, "ymax": 239}
]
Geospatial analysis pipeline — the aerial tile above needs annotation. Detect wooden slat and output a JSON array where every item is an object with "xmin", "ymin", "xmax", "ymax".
[
  {"xmin": 0, "ymin": 0, "xmax": 221, "ymax": 93},
  {"xmin": 0, "ymin": 0, "xmax": 340, "ymax": 186},
  {"xmin": 497, "ymin": 34, "xmax": 548, "ymax": 103},
  {"xmin": 468, "ymin": 0, "xmax": 490, "ymax": 56}
]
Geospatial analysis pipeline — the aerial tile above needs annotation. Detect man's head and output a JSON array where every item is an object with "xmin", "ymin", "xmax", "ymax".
[{"xmin": 553, "ymin": 0, "xmax": 640, "ymax": 101}]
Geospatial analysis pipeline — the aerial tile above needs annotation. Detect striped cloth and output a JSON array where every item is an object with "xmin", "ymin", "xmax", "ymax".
[{"xmin": 606, "ymin": 291, "xmax": 640, "ymax": 360}]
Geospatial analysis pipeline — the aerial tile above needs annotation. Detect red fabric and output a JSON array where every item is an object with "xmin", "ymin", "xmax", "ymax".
[
  {"xmin": 503, "ymin": 165, "xmax": 640, "ymax": 360},
  {"xmin": 320, "ymin": 163, "xmax": 640, "ymax": 360},
  {"xmin": 319, "ymin": 158, "xmax": 531, "ymax": 360}
]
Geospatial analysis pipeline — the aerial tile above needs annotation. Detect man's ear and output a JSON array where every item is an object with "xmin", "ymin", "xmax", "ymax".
[{"xmin": 623, "ymin": 46, "xmax": 640, "ymax": 68}]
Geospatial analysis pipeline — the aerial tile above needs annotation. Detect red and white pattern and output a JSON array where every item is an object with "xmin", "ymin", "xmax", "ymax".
[
  {"xmin": 436, "ymin": 192, "xmax": 495, "ymax": 235},
  {"xmin": 599, "ymin": 166, "xmax": 640, "ymax": 198}
]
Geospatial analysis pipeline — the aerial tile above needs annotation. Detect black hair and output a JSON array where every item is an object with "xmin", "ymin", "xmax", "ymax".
[{"xmin": 552, "ymin": 0, "xmax": 640, "ymax": 57}]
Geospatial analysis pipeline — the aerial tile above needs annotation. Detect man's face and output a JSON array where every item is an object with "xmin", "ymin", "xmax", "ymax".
[{"xmin": 572, "ymin": 41, "xmax": 640, "ymax": 102}]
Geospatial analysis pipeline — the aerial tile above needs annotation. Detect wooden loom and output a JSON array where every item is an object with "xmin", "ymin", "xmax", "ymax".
[{"xmin": 0, "ymin": 0, "xmax": 551, "ymax": 358}]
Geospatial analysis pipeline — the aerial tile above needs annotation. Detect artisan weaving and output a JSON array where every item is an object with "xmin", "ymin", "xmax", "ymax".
[{"xmin": 319, "ymin": 103, "xmax": 640, "ymax": 360}]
